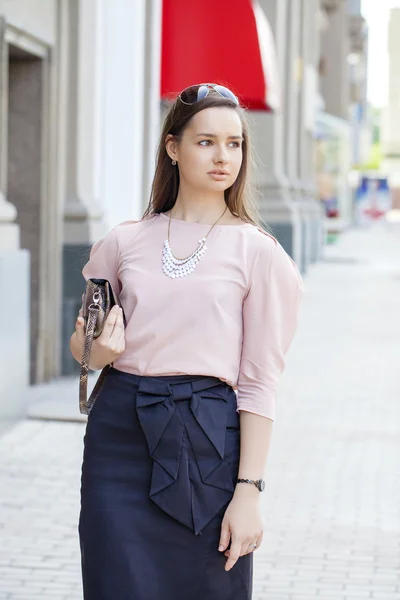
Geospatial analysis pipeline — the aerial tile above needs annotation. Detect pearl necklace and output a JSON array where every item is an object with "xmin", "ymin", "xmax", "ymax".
[{"xmin": 162, "ymin": 206, "xmax": 228, "ymax": 279}]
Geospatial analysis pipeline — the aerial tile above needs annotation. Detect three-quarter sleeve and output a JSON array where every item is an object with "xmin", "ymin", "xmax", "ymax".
[
  {"xmin": 81, "ymin": 227, "xmax": 121, "ymax": 294},
  {"xmin": 236, "ymin": 235, "xmax": 304, "ymax": 421}
]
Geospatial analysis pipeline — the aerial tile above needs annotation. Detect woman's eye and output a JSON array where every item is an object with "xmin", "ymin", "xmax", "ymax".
[{"xmin": 199, "ymin": 140, "xmax": 241, "ymax": 148}]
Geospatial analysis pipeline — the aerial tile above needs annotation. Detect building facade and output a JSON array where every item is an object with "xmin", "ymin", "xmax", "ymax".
[
  {"xmin": 381, "ymin": 7, "xmax": 400, "ymax": 209},
  {"xmin": 317, "ymin": 0, "xmax": 368, "ymax": 232},
  {"xmin": 0, "ymin": 0, "xmax": 161, "ymax": 429},
  {"xmin": 0, "ymin": 0, "xmax": 355, "ymax": 429}
]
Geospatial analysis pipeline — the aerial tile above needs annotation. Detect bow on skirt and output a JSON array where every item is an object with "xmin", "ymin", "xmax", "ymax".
[{"xmin": 136, "ymin": 376, "xmax": 237, "ymax": 535}]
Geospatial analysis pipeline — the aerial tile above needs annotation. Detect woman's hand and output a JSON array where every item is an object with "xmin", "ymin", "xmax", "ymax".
[
  {"xmin": 218, "ymin": 487, "xmax": 264, "ymax": 571},
  {"xmin": 75, "ymin": 304, "xmax": 126, "ymax": 370}
]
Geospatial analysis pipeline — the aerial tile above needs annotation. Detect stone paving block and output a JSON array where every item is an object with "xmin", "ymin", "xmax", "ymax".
[
  {"xmin": 343, "ymin": 595, "xmax": 372, "ymax": 599},
  {"xmin": 371, "ymin": 594, "xmax": 400, "ymax": 600}
]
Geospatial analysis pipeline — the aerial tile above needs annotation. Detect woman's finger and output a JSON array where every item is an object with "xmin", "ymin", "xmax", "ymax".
[
  {"xmin": 240, "ymin": 540, "xmax": 251, "ymax": 557},
  {"xmin": 99, "ymin": 306, "xmax": 121, "ymax": 340},
  {"xmin": 112, "ymin": 326, "xmax": 125, "ymax": 355},
  {"xmin": 246, "ymin": 531, "xmax": 263, "ymax": 554},
  {"xmin": 218, "ymin": 521, "xmax": 231, "ymax": 552},
  {"xmin": 255, "ymin": 530, "xmax": 263, "ymax": 549},
  {"xmin": 245, "ymin": 540, "xmax": 258, "ymax": 555},
  {"xmin": 116, "ymin": 328, "xmax": 126, "ymax": 351},
  {"xmin": 75, "ymin": 316, "xmax": 85, "ymax": 345},
  {"xmin": 224, "ymin": 537, "xmax": 241, "ymax": 571},
  {"xmin": 108, "ymin": 308, "xmax": 125, "ymax": 342}
]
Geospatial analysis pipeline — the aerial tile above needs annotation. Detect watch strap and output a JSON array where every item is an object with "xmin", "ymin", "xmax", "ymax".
[{"xmin": 236, "ymin": 478, "xmax": 264, "ymax": 491}]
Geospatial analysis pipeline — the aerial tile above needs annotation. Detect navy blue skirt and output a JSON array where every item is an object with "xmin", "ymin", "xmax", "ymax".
[{"xmin": 78, "ymin": 367, "xmax": 253, "ymax": 600}]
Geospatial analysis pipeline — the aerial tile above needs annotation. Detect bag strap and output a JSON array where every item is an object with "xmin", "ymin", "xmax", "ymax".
[{"xmin": 79, "ymin": 304, "xmax": 110, "ymax": 415}]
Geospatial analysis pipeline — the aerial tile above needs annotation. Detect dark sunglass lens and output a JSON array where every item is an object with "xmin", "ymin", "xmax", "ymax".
[
  {"xmin": 214, "ymin": 85, "xmax": 239, "ymax": 105},
  {"xmin": 180, "ymin": 85, "xmax": 209, "ymax": 104},
  {"xmin": 196, "ymin": 85, "xmax": 209, "ymax": 101}
]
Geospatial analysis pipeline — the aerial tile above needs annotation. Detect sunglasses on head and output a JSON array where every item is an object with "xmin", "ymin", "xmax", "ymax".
[{"xmin": 178, "ymin": 83, "xmax": 239, "ymax": 106}]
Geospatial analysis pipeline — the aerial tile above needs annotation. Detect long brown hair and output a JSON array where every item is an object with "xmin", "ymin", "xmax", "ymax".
[{"xmin": 142, "ymin": 89, "xmax": 261, "ymax": 226}]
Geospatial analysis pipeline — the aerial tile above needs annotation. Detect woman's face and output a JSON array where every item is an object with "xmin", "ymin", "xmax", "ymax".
[{"xmin": 167, "ymin": 107, "xmax": 243, "ymax": 193}]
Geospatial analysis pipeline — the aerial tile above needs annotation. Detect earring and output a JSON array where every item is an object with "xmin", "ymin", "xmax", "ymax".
[{"xmin": 172, "ymin": 160, "xmax": 177, "ymax": 166}]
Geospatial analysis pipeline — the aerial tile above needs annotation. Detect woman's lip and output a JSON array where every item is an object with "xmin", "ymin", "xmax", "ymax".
[{"xmin": 208, "ymin": 172, "xmax": 229, "ymax": 179}]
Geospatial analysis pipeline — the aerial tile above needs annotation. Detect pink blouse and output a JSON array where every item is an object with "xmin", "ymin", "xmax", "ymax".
[{"xmin": 81, "ymin": 212, "xmax": 304, "ymax": 421}]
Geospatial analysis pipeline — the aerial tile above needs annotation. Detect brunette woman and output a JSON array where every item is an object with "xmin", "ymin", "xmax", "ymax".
[{"xmin": 70, "ymin": 83, "xmax": 304, "ymax": 600}]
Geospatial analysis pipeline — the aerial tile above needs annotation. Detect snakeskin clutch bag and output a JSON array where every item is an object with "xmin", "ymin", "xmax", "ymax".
[{"xmin": 79, "ymin": 278, "xmax": 124, "ymax": 415}]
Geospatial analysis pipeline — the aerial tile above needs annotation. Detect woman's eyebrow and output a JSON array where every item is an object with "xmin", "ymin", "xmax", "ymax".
[{"xmin": 195, "ymin": 133, "xmax": 243, "ymax": 140}]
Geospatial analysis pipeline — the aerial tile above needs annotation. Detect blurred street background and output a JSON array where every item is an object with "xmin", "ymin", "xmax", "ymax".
[{"xmin": 0, "ymin": 0, "xmax": 399, "ymax": 599}]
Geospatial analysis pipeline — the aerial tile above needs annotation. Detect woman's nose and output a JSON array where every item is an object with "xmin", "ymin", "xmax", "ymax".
[{"xmin": 214, "ymin": 149, "xmax": 229, "ymax": 165}]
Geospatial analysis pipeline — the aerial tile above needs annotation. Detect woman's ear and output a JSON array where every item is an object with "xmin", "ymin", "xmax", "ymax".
[{"xmin": 165, "ymin": 134, "xmax": 178, "ymax": 161}]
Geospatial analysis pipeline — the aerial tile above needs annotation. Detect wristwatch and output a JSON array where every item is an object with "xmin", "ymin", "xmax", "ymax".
[{"xmin": 236, "ymin": 478, "xmax": 265, "ymax": 492}]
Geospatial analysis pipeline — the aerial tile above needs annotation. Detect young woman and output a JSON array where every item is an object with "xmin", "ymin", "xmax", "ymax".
[{"xmin": 70, "ymin": 83, "xmax": 304, "ymax": 600}]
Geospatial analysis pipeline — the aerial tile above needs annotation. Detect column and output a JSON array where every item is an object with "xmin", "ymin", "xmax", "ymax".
[
  {"xmin": 101, "ymin": 0, "xmax": 147, "ymax": 225},
  {"xmin": 142, "ymin": 0, "xmax": 163, "ymax": 213},
  {"xmin": 298, "ymin": 0, "xmax": 325, "ymax": 264},
  {"xmin": 284, "ymin": 0, "xmax": 301, "ymax": 190},
  {"xmin": 284, "ymin": 0, "xmax": 304, "ymax": 268},
  {"xmin": 62, "ymin": 0, "xmax": 107, "ymax": 374},
  {"xmin": 61, "ymin": 0, "xmax": 148, "ymax": 374},
  {"xmin": 63, "ymin": 0, "xmax": 105, "ymax": 245},
  {"xmin": 0, "ymin": 17, "xmax": 30, "ymax": 424},
  {"xmin": 0, "ymin": 17, "xmax": 20, "ymax": 250},
  {"xmin": 253, "ymin": 0, "xmax": 302, "ymax": 267},
  {"xmin": 0, "ymin": 192, "xmax": 19, "ymax": 249}
]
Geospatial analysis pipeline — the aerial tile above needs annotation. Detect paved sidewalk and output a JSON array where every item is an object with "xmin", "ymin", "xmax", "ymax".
[
  {"xmin": 0, "ymin": 223, "xmax": 399, "ymax": 599},
  {"xmin": 26, "ymin": 373, "xmax": 97, "ymax": 423}
]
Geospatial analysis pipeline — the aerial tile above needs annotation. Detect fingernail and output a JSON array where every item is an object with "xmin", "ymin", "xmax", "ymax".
[{"xmin": 218, "ymin": 545, "xmax": 224, "ymax": 551}]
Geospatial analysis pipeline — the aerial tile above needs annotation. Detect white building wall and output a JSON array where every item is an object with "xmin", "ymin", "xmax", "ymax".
[
  {"xmin": 382, "ymin": 8, "xmax": 400, "ymax": 158},
  {"xmin": 101, "ymin": 0, "xmax": 147, "ymax": 228},
  {"xmin": 0, "ymin": 0, "xmax": 56, "ymax": 43},
  {"xmin": 63, "ymin": 0, "xmax": 152, "ymax": 241},
  {"xmin": 381, "ymin": 7, "xmax": 400, "ymax": 205}
]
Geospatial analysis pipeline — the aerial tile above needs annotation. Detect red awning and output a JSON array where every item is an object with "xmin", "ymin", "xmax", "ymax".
[{"xmin": 161, "ymin": 0, "xmax": 280, "ymax": 112}]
